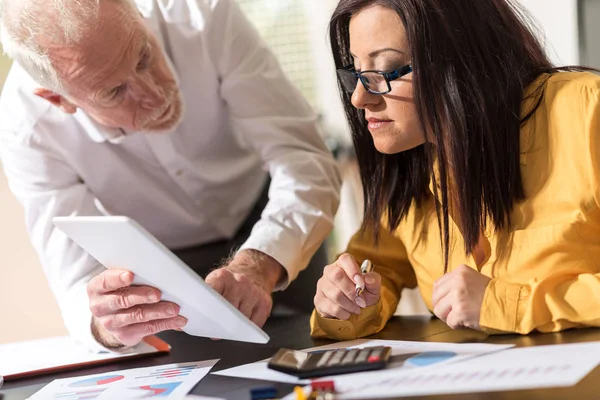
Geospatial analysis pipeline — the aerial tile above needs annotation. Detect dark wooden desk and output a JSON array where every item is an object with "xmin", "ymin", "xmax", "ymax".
[{"xmin": 2, "ymin": 315, "xmax": 600, "ymax": 399}]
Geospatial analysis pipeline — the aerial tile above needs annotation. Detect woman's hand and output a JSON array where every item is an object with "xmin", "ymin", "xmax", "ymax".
[
  {"xmin": 432, "ymin": 264, "xmax": 491, "ymax": 330},
  {"xmin": 314, "ymin": 254, "xmax": 381, "ymax": 320}
]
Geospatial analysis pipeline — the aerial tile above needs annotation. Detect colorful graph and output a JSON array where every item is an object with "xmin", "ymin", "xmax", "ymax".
[
  {"xmin": 406, "ymin": 351, "xmax": 458, "ymax": 367},
  {"xmin": 135, "ymin": 365, "xmax": 200, "ymax": 380},
  {"xmin": 136, "ymin": 382, "xmax": 182, "ymax": 397},
  {"xmin": 68, "ymin": 374, "xmax": 124, "ymax": 388},
  {"xmin": 53, "ymin": 388, "xmax": 106, "ymax": 399}
]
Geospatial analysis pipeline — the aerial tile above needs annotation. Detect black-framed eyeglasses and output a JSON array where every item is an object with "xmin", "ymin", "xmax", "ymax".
[{"xmin": 336, "ymin": 64, "xmax": 413, "ymax": 95}]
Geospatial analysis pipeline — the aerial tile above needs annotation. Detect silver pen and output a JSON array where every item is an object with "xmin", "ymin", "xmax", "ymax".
[{"xmin": 355, "ymin": 259, "xmax": 374, "ymax": 297}]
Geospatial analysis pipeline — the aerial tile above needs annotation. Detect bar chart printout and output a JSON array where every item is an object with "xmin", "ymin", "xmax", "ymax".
[{"xmin": 30, "ymin": 360, "xmax": 219, "ymax": 399}]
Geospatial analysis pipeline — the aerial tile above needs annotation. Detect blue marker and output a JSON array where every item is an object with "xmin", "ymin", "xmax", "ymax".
[{"xmin": 250, "ymin": 386, "xmax": 278, "ymax": 400}]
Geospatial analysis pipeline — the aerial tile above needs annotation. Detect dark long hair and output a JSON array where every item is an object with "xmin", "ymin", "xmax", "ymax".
[{"xmin": 331, "ymin": 0, "xmax": 583, "ymax": 269}]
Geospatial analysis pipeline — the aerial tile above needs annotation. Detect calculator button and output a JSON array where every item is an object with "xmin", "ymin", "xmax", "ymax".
[
  {"xmin": 369, "ymin": 347, "xmax": 383, "ymax": 358},
  {"xmin": 355, "ymin": 349, "xmax": 370, "ymax": 363},
  {"xmin": 328, "ymin": 351, "xmax": 344, "ymax": 365},
  {"xmin": 316, "ymin": 351, "xmax": 334, "ymax": 367},
  {"xmin": 368, "ymin": 355, "xmax": 381, "ymax": 363},
  {"xmin": 341, "ymin": 349, "xmax": 359, "ymax": 365}
]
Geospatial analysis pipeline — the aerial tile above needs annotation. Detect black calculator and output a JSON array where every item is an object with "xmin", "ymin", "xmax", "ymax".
[{"xmin": 267, "ymin": 346, "xmax": 392, "ymax": 379}]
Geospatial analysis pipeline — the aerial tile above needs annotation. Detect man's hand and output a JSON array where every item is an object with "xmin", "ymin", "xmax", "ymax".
[
  {"xmin": 88, "ymin": 269, "xmax": 188, "ymax": 348},
  {"xmin": 431, "ymin": 264, "xmax": 491, "ymax": 330},
  {"xmin": 205, "ymin": 249, "xmax": 285, "ymax": 328}
]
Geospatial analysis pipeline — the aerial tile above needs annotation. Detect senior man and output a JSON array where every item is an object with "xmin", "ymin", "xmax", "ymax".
[{"xmin": 0, "ymin": 0, "xmax": 341, "ymax": 350}]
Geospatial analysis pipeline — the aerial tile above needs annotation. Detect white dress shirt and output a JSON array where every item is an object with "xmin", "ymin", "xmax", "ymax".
[{"xmin": 0, "ymin": 0, "xmax": 341, "ymax": 350}]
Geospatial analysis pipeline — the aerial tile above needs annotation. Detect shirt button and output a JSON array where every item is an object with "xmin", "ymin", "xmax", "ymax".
[{"xmin": 175, "ymin": 169, "xmax": 184, "ymax": 176}]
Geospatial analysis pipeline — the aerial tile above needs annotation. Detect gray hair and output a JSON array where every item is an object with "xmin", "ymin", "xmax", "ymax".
[{"xmin": 0, "ymin": 0, "xmax": 132, "ymax": 93}]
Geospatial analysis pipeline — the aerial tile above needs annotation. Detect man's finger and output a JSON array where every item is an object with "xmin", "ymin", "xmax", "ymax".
[
  {"xmin": 91, "ymin": 285, "xmax": 161, "ymax": 316},
  {"xmin": 220, "ymin": 284, "xmax": 244, "ymax": 310},
  {"xmin": 249, "ymin": 298, "xmax": 271, "ymax": 328},
  {"xmin": 115, "ymin": 316, "xmax": 188, "ymax": 347},
  {"xmin": 205, "ymin": 268, "xmax": 230, "ymax": 296},
  {"xmin": 88, "ymin": 269, "xmax": 134, "ymax": 295},
  {"xmin": 238, "ymin": 296, "xmax": 255, "ymax": 319},
  {"xmin": 102, "ymin": 301, "xmax": 180, "ymax": 330}
]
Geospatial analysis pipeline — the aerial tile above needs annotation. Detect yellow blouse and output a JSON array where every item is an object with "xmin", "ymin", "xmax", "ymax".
[{"xmin": 311, "ymin": 72, "xmax": 600, "ymax": 340}]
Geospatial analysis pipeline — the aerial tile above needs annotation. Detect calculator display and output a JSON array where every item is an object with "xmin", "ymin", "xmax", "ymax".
[{"xmin": 273, "ymin": 349, "xmax": 309, "ymax": 369}]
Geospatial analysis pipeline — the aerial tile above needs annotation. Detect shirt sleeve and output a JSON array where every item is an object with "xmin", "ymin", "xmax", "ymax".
[
  {"xmin": 310, "ymin": 221, "xmax": 418, "ymax": 340},
  {"xmin": 203, "ymin": 0, "xmax": 342, "ymax": 288},
  {"xmin": 0, "ymin": 131, "xmax": 116, "ymax": 352},
  {"xmin": 481, "ymin": 76, "xmax": 600, "ymax": 335}
]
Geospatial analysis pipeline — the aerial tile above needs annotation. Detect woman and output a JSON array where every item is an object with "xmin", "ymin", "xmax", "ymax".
[{"xmin": 312, "ymin": 0, "xmax": 600, "ymax": 340}]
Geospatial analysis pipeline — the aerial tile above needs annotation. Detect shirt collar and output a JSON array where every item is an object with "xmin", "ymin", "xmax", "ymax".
[{"xmin": 73, "ymin": 109, "xmax": 127, "ymax": 144}]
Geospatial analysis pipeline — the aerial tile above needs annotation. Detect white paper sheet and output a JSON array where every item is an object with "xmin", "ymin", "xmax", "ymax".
[
  {"xmin": 284, "ymin": 341, "xmax": 600, "ymax": 399},
  {"xmin": 213, "ymin": 339, "xmax": 513, "ymax": 384},
  {"xmin": 0, "ymin": 336, "xmax": 163, "ymax": 378},
  {"xmin": 30, "ymin": 360, "xmax": 218, "ymax": 399}
]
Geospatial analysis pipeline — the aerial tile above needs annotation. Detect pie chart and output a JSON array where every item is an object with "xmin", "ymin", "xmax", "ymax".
[
  {"xmin": 405, "ymin": 351, "xmax": 458, "ymax": 367},
  {"xmin": 68, "ymin": 374, "xmax": 125, "ymax": 388}
]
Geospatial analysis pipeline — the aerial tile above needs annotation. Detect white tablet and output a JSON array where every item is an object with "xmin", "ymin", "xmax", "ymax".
[{"xmin": 53, "ymin": 216, "xmax": 270, "ymax": 344}]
